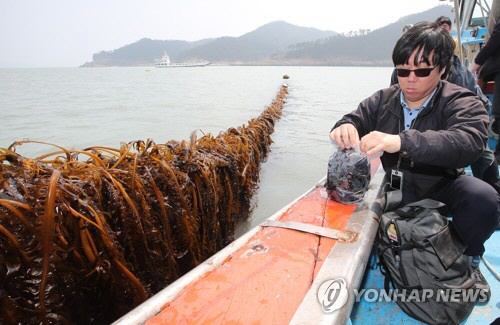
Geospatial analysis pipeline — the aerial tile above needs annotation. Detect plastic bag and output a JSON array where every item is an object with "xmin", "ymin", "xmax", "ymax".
[{"xmin": 325, "ymin": 145, "xmax": 371, "ymax": 204}]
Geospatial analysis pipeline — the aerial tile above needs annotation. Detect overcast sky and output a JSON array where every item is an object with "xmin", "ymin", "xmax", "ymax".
[{"xmin": 0, "ymin": 0, "xmax": 447, "ymax": 68}]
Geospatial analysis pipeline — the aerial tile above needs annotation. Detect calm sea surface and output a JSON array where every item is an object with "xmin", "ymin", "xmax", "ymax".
[{"xmin": 0, "ymin": 66, "xmax": 393, "ymax": 236}]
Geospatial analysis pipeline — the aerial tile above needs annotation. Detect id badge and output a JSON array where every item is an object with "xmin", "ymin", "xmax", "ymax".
[{"xmin": 390, "ymin": 169, "xmax": 403, "ymax": 191}]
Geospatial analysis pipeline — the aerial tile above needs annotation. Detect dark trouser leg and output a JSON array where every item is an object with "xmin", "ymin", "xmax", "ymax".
[
  {"xmin": 493, "ymin": 73, "xmax": 500, "ymax": 158},
  {"xmin": 432, "ymin": 175, "xmax": 499, "ymax": 256}
]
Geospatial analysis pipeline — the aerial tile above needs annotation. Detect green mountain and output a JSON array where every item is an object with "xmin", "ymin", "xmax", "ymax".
[
  {"xmin": 177, "ymin": 21, "xmax": 337, "ymax": 63},
  {"xmin": 81, "ymin": 21, "xmax": 336, "ymax": 67},
  {"xmin": 271, "ymin": 5, "xmax": 454, "ymax": 66},
  {"xmin": 81, "ymin": 5, "xmax": 453, "ymax": 67}
]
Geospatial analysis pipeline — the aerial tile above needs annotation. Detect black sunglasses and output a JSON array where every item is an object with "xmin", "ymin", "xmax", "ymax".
[{"xmin": 395, "ymin": 66, "xmax": 437, "ymax": 78}]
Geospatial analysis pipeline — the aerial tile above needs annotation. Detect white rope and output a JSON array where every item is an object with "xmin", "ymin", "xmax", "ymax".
[{"xmin": 481, "ymin": 255, "xmax": 500, "ymax": 281}]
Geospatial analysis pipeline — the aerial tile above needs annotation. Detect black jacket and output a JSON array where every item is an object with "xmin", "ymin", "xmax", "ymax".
[
  {"xmin": 476, "ymin": 22, "xmax": 500, "ymax": 81},
  {"xmin": 333, "ymin": 81, "xmax": 489, "ymax": 198}
]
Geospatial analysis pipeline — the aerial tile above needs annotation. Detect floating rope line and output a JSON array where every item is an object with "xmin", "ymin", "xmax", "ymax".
[{"xmin": 0, "ymin": 85, "xmax": 288, "ymax": 324}]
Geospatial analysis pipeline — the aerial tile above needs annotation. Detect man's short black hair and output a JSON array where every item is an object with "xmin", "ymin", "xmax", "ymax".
[
  {"xmin": 392, "ymin": 22, "xmax": 455, "ymax": 79},
  {"xmin": 435, "ymin": 16, "xmax": 452, "ymax": 28}
]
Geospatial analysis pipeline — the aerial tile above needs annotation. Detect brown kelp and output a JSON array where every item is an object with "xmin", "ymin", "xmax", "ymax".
[{"xmin": 0, "ymin": 85, "xmax": 288, "ymax": 324}]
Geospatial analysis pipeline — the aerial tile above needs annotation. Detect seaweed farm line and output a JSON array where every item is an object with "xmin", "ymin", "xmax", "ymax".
[
  {"xmin": 0, "ymin": 86, "xmax": 287, "ymax": 324},
  {"xmin": 0, "ymin": 66, "xmax": 395, "ymax": 235}
]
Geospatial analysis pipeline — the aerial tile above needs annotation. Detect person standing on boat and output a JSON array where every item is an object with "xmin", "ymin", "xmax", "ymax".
[
  {"xmin": 330, "ymin": 22, "xmax": 499, "ymax": 299},
  {"xmin": 472, "ymin": 21, "xmax": 500, "ymax": 162},
  {"xmin": 390, "ymin": 16, "xmax": 500, "ymax": 193}
]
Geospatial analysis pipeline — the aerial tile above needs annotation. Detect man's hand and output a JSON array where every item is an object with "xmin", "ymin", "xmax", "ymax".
[
  {"xmin": 360, "ymin": 131, "xmax": 401, "ymax": 156},
  {"xmin": 471, "ymin": 63, "xmax": 482, "ymax": 76},
  {"xmin": 330, "ymin": 123, "xmax": 359, "ymax": 149}
]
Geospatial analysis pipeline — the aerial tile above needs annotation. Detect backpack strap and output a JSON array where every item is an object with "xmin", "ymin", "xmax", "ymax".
[
  {"xmin": 384, "ymin": 272, "xmax": 392, "ymax": 293},
  {"xmin": 399, "ymin": 199, "xmax": 448, "ymax": 218},
  {"xmin": 383, "ymin": 188, "xmax": 403, "ymax": 212},
  {"xmin": 405, "ymin": 198, "xmax": 445, "ymax": 210}
]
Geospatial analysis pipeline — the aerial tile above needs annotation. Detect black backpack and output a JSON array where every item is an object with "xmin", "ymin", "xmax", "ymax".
[{"xmin": 377, "ymin": 198, "xmax": 481, "ymax": 325}]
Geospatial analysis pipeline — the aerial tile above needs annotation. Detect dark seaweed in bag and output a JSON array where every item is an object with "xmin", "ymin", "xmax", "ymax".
[{"xmin": 325, "ymin": 146, "xmax": 371, "ymax": 203}]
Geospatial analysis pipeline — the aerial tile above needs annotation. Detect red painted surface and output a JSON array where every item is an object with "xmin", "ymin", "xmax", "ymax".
[
  {"xmin": 484, "ymin": 81, "xmax": 495, "ymax": 95},
  {"xmin": 313, "ymin": 200, "xmax": 356, "ymax": 279}
]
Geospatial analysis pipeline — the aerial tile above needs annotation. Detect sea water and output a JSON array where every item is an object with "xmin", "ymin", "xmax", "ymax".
[{"xmin": 0, "ymin": 66, "xmax": 392, "ymax": 235}]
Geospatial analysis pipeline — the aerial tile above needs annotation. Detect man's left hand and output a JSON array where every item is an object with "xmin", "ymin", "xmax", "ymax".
[{"xmin": 360, "ymin": 131, "xmax": 401, "ymax": 156}]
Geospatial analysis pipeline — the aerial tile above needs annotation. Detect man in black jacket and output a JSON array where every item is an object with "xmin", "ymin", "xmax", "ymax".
[
  {"xmin": 330, "ymin": 22, "xmax": 499, "ymax": 299},
  {"xmin": 390, "ymin": 16, "xmax": 500, "ymax": 193}
]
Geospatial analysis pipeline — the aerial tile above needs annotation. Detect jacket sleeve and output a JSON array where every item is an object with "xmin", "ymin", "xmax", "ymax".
[
  {"xmin": 399, "ymin": 93, "xmax": 489, "ymax": 168},
  {"xmin": 332, "ymin": 89, "xmax": 384, "ymax": 138},
  {"xmin": 475, "ymin": 22, "xmax": 500, "ymax": 65}
]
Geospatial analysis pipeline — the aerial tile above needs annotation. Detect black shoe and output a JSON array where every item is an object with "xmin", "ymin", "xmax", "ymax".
[{"xmin": 471, "ymin": 265, "xmax": 491, "ymax": 303}]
